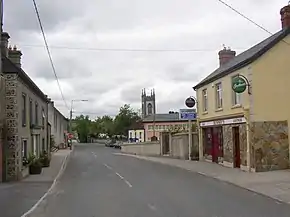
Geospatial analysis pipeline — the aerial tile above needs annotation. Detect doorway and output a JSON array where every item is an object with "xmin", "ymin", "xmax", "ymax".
[
  {"xmin": 162, "ymin": 133, "xmax": 170, "ymax": 155},
  {"xmin": 232, "ymin": 127, "xmax": 240, "ymax": 168}
]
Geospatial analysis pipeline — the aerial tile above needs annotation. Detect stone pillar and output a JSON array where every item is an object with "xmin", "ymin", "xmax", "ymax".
[{"xmin": 5, "ymin": 73, "xmax": 20, "ymax": 181}]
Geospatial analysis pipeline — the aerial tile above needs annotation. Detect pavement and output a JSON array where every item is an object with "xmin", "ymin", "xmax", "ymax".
[
  {"xmin": 0, "ymin": 149, "xmax": 71, "ymax": 217},
  {"xmin": 115, "ymin": 153, "xmax": 290, "ymax": 204},
  {"xmin": 27, "ymin": 143, "xmax": 290, "ymax": 217}
]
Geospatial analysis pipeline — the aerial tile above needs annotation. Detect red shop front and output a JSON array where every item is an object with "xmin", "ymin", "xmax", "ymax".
[{"xmin": 202, "ymin": 127, "xmax": 223, "ymax": 163}]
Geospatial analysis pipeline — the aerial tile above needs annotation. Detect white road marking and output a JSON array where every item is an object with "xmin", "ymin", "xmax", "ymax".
[
  {"xmin": 115, "ymin": 172, "xmax": 124, "ymax": 179},
  {"xmin": 115, "ymin": 172, "xmax": 133, "ymax": 188},
  {"xmin": 103, "ymin": 163, "xmax": 112, "ymax": 170},
  {"xmin": 21, "ymin": 151, "xmax": 72, "ymax": 217},
  {"xmin": 91, "ymin": 152, "xmax": 97, "ymax": 158}
]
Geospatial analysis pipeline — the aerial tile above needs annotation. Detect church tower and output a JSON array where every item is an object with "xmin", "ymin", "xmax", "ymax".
[{"xmin": 141, "ymin": 88, "xmax": 156, "ymax": 118}]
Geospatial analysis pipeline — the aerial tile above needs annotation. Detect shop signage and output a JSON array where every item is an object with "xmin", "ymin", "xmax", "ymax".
[
  {"xmin": 185, "ymin": 97, "xmax": 196, "ymax": 108},
  {"xmin": 232, "ymin": 76, "xmax": 247, "ymax": 93},
  {"xmin": 200, "ymin": 117, "xmax": 246, "ymax": 127}
]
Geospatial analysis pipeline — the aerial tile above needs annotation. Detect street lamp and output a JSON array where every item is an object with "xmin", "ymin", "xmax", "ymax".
[{"xmin": 69, "ymin": 99, "xmax": 89, "ymax": 148}]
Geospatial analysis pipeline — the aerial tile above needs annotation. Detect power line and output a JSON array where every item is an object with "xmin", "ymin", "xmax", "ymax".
[
  {"xmin": 216, "ymin": 0, "xmax": 273, "ymax": 35},
  {"xmin": 32, "ymin": 0, "xmax": 69, "ymax": 109},
  {"xmin": 19, "ymin": 44, "xmax": 236, "ymax": 52},
  {"xmin": 215, "ymin": 0, "xmax": 290, "ymax": 47}
]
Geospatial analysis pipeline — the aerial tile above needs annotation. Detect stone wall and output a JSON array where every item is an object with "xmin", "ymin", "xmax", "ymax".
[
  {"xmin": 5, "ymin": 74, "xmax": 20, "ymax": 181},
  {"xmin": 250, "ymin": 121, "xmax": 289, "ymax": 172},
  {"xmin": 222, "ymin": 124, "xmax": 247, "ymax": 166}
]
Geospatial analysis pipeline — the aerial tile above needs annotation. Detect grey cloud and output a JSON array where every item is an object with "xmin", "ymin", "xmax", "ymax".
[
  {"xmin": 4, "ymin": 0, "xmax": 85, "ymax": 34},
  {"xmin": 3, "ymin": 0, "xmax": 287, "ymax": 118}
]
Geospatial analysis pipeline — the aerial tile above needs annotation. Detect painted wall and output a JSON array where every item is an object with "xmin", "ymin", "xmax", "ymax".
[
  {"xmin": 128, "ymin": 129, "xmax": 145, "ymax": 142},
  {"xmin": 143, "ymin": 121, "xmax": 190, "ymax": 141},
  {"xmin": 48, "ymin": 102, "xmax": 68, "ymax": 147},
  {"xmin": 251, "ymin": 35, "xmax": 290, "ymax": 122},
  {"xmin": 196, "ymin": 66, "xmax": 250, "ymax": 122},
  {"xmin": 18, "ymin": 77, "xmax": 48, "ymax": 160}
]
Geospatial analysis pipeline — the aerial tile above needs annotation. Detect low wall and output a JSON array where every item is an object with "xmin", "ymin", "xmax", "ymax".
[
  {"xmin": 121, "ymin": 141, "xmax": 161, "ymax": 156},
  {"xmin": 169, "ymin": 133, "xmax": 199, "ymax": 160}
]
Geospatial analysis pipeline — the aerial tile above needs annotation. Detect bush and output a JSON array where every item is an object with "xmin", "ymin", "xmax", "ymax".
[
  {"xmin": 40, "ymin": 151, "xmax": 51, "ymax": 167},
  {"xmin": 28, "ymin": 154, "xmax": 43, "ymax": 174}
]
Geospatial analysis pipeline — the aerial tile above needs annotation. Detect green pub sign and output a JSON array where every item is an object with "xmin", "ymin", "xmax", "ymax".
[{"xmin": 232, "ymin": 76, "xmax": 247, "ymax": 93}]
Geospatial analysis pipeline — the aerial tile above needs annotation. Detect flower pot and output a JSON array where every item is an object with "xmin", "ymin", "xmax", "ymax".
[
  {"xmin": 29, "ymin": 164, "xmax": 42, "ymax": 174},
  {"xmin": 41, "ymin": 158, "xmax": 50, "ymax": 167}
]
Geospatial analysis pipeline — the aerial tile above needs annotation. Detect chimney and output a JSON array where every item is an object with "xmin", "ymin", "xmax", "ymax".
[
  {"xmin": 280, "ymin": 4, "xmax": 290, "ymax": 29},
  {"xmin": 1, "ymin": 32, "xmax": 10, "ymax": 57},
  {"xmin": 8, "ymin": 45, "xmax": 22, "ymax": 68},
  {"xmin": 218, "ymin": 46, "xmax": 236, "ymax": 66}
]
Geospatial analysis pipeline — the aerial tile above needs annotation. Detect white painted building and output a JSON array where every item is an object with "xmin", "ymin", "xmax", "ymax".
[
  {"xmin": 128, "ymin": 129, "xmax": 145, "ymax": 142},
  {"xmin": 48, "ymin": 100, "xmax": 68, "ymax": 147}
]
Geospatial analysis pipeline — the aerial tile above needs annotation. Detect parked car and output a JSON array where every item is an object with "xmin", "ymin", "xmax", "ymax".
[{"xmin": 114, "ymin": 141, "xmax": 122, "ymax": 149}]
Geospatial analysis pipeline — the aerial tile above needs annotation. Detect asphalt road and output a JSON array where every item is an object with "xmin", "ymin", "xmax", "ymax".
[
  {"xmin": 0, "ymin": 181, "xmax": 51, "ymax": 217},
  {"xmin": 29, "ymin": 143, "xmax": 290, "ymax": 217}
]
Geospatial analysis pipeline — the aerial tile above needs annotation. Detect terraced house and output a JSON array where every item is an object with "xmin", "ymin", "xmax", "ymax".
[
  {"xmin": 48, "ymin": 99, "xmax": 69, "ymax": 149},
  {"xmin": 1, "ymin": 32, "xmax": 49, "ymax": 181},
  {"xmin": 194, "ymin": 4, "xmax": 290, "ymax": 172}
]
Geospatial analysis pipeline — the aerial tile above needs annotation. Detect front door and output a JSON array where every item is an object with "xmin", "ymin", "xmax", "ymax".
[{"xmin": 233, "ymin": 127, "xmax": 241, "ymax": 168}]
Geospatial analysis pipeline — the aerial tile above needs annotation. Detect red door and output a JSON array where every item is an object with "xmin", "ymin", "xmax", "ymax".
[
  {"xmin": 212, "ymin": 131, "xmax": 219, "ymax": 163},
  {"xmin": 233, "ymin": 127, "xmax": 241, "ymax": 168}
]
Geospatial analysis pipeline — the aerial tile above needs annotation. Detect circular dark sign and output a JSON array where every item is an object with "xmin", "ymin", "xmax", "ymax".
[{"xmin": 185, "ymin": 97, "xmax": 196, "ymax": 108}]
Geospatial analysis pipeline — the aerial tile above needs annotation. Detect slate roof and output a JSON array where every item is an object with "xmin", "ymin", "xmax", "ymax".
[
  {"xmin": 2, "ymin": 56, "xmax": 49, "ymax": 102},
  {"xmin": 193, "ymin": 28, "xmax": 290, "ymax": 90},
  {"xmin": 142, "ymin": 113, "xmax": 188, "ymax": 123}
]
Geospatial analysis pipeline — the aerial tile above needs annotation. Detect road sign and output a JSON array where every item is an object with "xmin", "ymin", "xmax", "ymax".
[{"xmin": 180, "ymin": 109, "xmax": 197, "ymax": 120}]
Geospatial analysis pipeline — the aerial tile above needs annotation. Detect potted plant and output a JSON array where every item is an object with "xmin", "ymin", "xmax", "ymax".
[
  {"xmin": 28, "ymin": 154, "xmax": 43, "ymax": 175},
  {"xmin": 40, "ymin": 151, "xmax": 51, "ymax": 167}
]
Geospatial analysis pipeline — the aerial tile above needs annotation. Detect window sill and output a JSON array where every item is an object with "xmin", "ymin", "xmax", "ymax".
[
  {"xmin": 215, "ymin": 108, "xmax": 223, "ymax": 112},
  {"xmin": 202, "ymin": 111, "xmax": 208, "ymax": 115},
  {"xmin": 231, "ymin": 104, "xmax": 242, "ymax": 109}
]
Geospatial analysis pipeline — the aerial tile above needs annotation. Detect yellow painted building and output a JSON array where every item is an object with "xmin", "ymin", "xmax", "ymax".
[{"xmin": 193, "ymin": 4, "xmax": 290, "ymax": 172}]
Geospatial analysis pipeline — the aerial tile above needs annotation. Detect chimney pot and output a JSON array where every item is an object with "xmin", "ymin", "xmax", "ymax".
[
  {"xmin": 218, "ymin": 47, "xmax": 236, "ymax": 66},
  {"xmin": 280, "ymin": 4, "xmax": 290, "ymax": 29},
  {"xmin": 8, "ymin": 45, "xmax": 22, "ymax": 68}
]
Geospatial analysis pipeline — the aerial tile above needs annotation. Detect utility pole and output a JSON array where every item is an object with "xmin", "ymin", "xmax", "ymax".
[
  {"xmin": 69, "ymin": 100, "xmax": 73, "ymax": 149},
  {"xmin": 69, "ymin": 99, "xmax": 88, "ymax": 147}
]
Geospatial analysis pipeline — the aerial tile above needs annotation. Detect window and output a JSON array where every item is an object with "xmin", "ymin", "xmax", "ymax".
[
  {"xmin": 232, "ymin": 76, "xmax": 241, "ymax": 105},
  {"xmin": 42, "ymin": 107, "xmax": 45, "ymax": 127},
  {"xmin": 35, "ymin": 102, "xmax": 39, "ymax": 125},
  {"xmin": 147, "ymin": 103, "xmax": 153, "ymax": 114},
  {"xmin": 22, "ymin": 140, "xmax": 27, "ymax": 158},
  {"xmin": 22, "ymin": 93, "xmax": 26, "ymax": 126},
  {"xmin": 215, "ymin": 83, "xmax": 223, "ymax": 109},
  {"xmin": 29, "ymin": 99, "xmax": 33, "ymax": 126},
  {"xmin": 202, "ymin": 89, "xmax": 208, "ymax": 112}
]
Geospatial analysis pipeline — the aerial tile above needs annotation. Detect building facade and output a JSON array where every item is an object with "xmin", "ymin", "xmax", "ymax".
[
  {"xmin": 143, "ymin": 113, "xmax": 195, "ymax": 142},
  {"xmin": 128, "ymin": 129, "xmax": 145, "ymax": 142},
  {"xmin": 2, "ymin": 32, "xmax": 49, "ymax": 181},
  {"xmin": 194, "ymin": 4, "xmax": 290, "ymax": 172},
  {"xmin": 48, "ymin": 100, "xmax": 68, "ymax": 148}
]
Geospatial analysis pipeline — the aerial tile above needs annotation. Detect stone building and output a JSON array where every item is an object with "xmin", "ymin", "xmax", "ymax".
[
  {"xmin": 141, "ymin": 88, "xmax": 156, "ymax": 118},
  {"xmin": 194, "ymin": 4, "xmax": 290, "ymax": 172},
  {"xmin": 1, "ymin": 32, "xmax": 49, "ymax": 181}
]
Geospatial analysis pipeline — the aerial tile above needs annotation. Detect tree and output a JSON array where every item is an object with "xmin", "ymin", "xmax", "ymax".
[
  {"xmin": 113, "ymin": 104, "xmax": 141, "ymax": 136},
  {"xmin": 73, "ymin": 115, "xmax": 91, "ymax": 143}
]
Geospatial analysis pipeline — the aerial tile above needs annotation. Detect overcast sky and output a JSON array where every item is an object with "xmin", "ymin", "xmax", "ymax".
[{"xmin": 3, "ymin": 0, "xmax": 287, "ymax": 118}]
